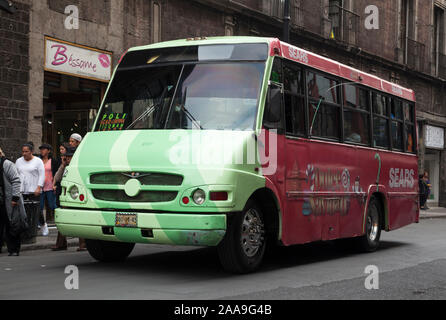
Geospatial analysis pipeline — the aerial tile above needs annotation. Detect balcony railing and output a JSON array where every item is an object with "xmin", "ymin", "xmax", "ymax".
[
  {"xmin": 405, "ymin": 37, "xmax": 426, "ymax": 73},
  {"xmin": 328, "ymin": 4, "xmax": 359, "ymax": 46},
  {"xmin": 290, "ymin": 1, "xmax": 304, "ymax": 28},
  {"xmin": 266, "ymin": 0, "xmax": 304, "ymax": 28}
]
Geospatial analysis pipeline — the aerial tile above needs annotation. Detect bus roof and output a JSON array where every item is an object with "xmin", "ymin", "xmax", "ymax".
[{"xmin": 126, "ymin": 36, "xmax": 416, "ymax": 102}]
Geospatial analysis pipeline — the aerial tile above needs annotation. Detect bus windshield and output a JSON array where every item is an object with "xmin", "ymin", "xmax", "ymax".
[{"xmin": 95, "ymin": 62, "xmax": 265, "ymax": 131}]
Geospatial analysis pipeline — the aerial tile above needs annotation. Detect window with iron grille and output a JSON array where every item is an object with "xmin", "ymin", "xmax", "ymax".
[
  {"xmin": 290, "ymin": 0, "xmax": 304, "ymax": 27},
  {"xmin": 327, "ymin": 0, "xmax": 359, "ymax": 46},
  {"xmin": 271, "ymin": 0, "xmax": 284, "ymax": 19},
  {"xmin": 434, "ymin": 6, "xmax": 446, "ymax": 79}
]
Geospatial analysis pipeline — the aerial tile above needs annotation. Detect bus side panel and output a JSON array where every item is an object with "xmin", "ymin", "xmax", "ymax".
[
  {"xmin": 282, "ymin": 137, "xmax": 322, "ymax": 245},
  {"xmin": 380, "ymin": 152, "xmax": 419, "ymax": 231},
  {"xmin": 305, "ymin": 140, "xmax": 365, "ymax": 241}
]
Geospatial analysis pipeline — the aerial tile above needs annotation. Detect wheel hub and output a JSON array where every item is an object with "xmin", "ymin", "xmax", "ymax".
[
  {"xmin": 241, "ymin": 209, "xmax": 265, "ymax": 258},
  {"xmin": 367, "ymin": 211, "xmax": 379, "ymax": 242}
]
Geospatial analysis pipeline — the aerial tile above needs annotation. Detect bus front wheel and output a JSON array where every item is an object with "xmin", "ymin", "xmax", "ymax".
[
  {"xmin": 217, "ymin": 200, "xmax": 266, "ymax": 274},
  {"xmin": 86, "ymin": 239, "xmax": 135, "ymax": 262},
  {"xmin": 357, "ymin": 197, "xmax": 382, "ymax": 252}
]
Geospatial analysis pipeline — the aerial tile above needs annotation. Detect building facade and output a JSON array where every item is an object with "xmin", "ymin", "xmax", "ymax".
[{"xmin": 1, "ymin": 0, "xmax": 445, "ymax": 205}]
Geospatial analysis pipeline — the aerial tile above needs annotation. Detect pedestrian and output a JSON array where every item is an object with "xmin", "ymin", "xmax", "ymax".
[
  {"xmin": 0, "ymin": 146, "xmax": 28, "ymax": 256},
  {"xmin": 39, "ymin": 144, "xmax": 60, "ymax": 225},
  {"xmin": 69, "ymin": 133, "xmax": 82, "ymax": 148},
  {"xmin": 55, "ymin": 142, "xmax": 70, "ymax": 208},
  {"xmin": 59, "ymin": 142, "xmax": 70, "ymax": 159},
  {"xmin": 423, "ymin": 171, "xmax": 432, "ymax": 210},
  {"xmin": 15, "ymin": 142, "xmax": 46, "ymax": 237},
  {"xmin": 52, "ymin": 146, "xmax": 86, "ymax": 251},
  {"xmin": 419, "ymin": 174, "xmax": 428, "ymax": 210}
]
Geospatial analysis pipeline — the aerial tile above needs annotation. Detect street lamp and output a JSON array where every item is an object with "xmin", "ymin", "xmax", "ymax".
[{"xmin": 283, "ymin": 0, "xmax": 290, "ymax": 43}]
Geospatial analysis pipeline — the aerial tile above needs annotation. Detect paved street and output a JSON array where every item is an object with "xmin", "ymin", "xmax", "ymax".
[{"xmin": 1, "ymin": 218, "xmax": 445, "ymax": 300}]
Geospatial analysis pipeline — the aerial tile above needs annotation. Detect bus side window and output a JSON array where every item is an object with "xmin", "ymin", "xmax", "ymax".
[
  {"xmin": 270, "ymin": 58, "xmax": 282, "ymax": 83},
  {"xmin": 264, "ymin": 58, "xmax": 284, "ymax": 132},
  {"xmin": 307, "ymin": 71, "xmax": 341, "ymax": 141},
  {"xmin": 404, "ymin": 102, "xmax": 415, "ymax": 153},
  {"xmin": 372, "ymin": 93, "xmax": 390, "ymax": 149},
  {"xmin": 284, "ymin": 64, "xmax": 305, "ymax": 136},
  {"xmin": 343, "ymin": 85, "xmax": 370, "ymax": 145},
  {"xmin": 390, "ymin": 98, "xmax": 404, "ymax": 151}
]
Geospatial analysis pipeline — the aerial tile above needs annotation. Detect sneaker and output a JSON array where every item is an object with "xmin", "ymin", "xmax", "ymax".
[{"xmin": 42, "ymin": 224, "xmax": 49, "ymax": 236}]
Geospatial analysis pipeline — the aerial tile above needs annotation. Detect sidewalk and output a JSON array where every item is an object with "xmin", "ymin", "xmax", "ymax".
[
  {"xmin": 419, "ymin": 207, "xmax": 446, "ymax": 220},
  {"xmin": 20, "ymin": 226, "xmax": 79, "ymax": 252}
]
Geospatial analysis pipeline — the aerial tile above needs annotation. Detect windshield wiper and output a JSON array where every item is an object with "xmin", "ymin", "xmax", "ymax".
[
  {"xmin": 126, "ymin": 86, "xmax": 169, "ymax": 130},
  {"xmin": 180, "ymin": 87, "xmax": 203, "ymax": 130}
]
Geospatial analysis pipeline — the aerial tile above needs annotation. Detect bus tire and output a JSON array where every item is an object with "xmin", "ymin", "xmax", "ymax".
[
  {"xmin": 357, "ymin": 197, "xmax": 382, "ymax": 252},
  {"xmin": 86, "ymin": 239, "xmax": 135, "ymax": 262},
  {"xmin": 217, "ymin": 200, "xmax": 266, "ymax": 274}
]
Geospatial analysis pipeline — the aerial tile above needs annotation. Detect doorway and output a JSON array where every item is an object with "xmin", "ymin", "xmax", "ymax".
[
  {"xmin": 43, "ymin": 72, "xmax": 106, "ymax": 157},
  {"xmin": 424, "ymin": 151, "xmax": 440, "ymax": 207}
]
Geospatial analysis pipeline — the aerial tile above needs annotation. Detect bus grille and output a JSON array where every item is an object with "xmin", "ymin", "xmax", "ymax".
[
  {"xmin": 92, "ymin": 190, "xmax": 178, "ymax": 203},
  {"xmin": 90, "ymin": 172, "xmax": 184, "ymax": 186}
]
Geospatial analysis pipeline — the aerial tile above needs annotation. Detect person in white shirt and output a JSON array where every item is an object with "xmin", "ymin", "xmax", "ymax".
[{"xmin": 15, "ymin": 142, "xmax": 48, "ymax": 237}]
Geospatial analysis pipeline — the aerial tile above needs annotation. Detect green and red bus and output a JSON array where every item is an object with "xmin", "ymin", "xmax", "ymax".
[{"xmin": 55, "ymin": 37, "xmax": 419, "ymax": 273}]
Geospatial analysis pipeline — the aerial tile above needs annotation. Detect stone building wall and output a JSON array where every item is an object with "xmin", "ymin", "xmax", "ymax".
[{"xmin": 0, "ymin": 0, "xmax": 30, "ymax": 159}]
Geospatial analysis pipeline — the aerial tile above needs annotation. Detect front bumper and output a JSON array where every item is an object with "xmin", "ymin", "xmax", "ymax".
[{"xmin": 55, "ymin": 208, "xmax": 227, "ymax": 246}]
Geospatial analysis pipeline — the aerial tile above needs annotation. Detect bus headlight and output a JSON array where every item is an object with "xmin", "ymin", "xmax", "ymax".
[
  {"xmin": 69, "ymin": 186, "xmax": 80, "ymax": 200},
  {"xmin": 192, "ymin": 189, "xmax": 206, "ymax": 205}
]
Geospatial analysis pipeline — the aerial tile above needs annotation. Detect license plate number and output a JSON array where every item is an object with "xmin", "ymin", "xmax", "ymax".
[{"xmin": 115, "ymin": 213, "xmax": 138, "ymax": 228}]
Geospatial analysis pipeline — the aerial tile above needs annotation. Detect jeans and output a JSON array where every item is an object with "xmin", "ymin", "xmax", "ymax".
[
  {"xmin": 40, "ymin": 191, "xmax": 57, "ymax": 211},
  {"xmin": 40, "ymin": 191, "xmax": 57, "ymax": 224}
]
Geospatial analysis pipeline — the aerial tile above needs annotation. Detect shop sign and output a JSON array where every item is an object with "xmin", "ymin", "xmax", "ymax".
[
  {"xmin": 425, "ymin": 125, "xmax": 445, "ymax": 150},
  {"xmin": 44, "ymin": 37, "xmax": 112, "ymax": 82}
]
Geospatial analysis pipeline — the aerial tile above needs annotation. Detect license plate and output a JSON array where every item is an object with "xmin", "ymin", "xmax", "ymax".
[{"xmin": 115, "ymin": 213, "xmax": 138, "ymax": 228}]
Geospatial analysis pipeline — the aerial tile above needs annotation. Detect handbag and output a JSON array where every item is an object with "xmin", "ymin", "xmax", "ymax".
[{"xmin": 0, "ymin": 157, "xmax": 29, "ymax": 236}]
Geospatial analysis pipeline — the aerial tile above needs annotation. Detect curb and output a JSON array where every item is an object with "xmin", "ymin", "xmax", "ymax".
[
  {"xmin": 419, "ymin": 214, "xmax": 446, "ymax": 220},
  {"xmin": 20, "ymin": 239, "xmax": 80, "ymax": 252}
]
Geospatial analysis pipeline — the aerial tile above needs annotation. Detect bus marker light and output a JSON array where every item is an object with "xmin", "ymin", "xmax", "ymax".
[
  {"xmin": 182, "ymin": 197, "xmax": 190, "ymax": 205},
  {"xmin": 210, "ymin": 192, "xmax": 228, "ymax": 201},
  {"xmin": 79, "ymin": 194, "xmax": 85, "ymax": 202}
]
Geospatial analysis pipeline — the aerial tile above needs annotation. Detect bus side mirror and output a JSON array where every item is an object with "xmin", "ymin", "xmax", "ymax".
[{"xmin": 264, "ymin": 83, "xmax": 283, "ymax": 127}]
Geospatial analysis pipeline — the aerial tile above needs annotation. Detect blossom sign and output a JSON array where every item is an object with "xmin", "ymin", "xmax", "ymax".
[{"xmin": 44, "ymin": 37, "xmax": 112, "ymax": 82}]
